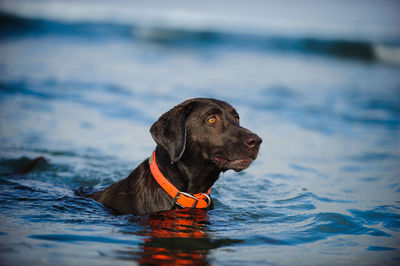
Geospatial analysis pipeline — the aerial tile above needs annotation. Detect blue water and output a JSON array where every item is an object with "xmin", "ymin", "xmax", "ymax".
[{"xmin": 1, "ymin": 1, "xmax": 400, "ymax": 265}]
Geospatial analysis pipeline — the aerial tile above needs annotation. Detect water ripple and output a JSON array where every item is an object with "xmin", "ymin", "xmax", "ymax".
[
  {"xmin": 29, "ymin": 234, "xmax": 141, "ymax": 245},
  {"xmin": 349, "ymin": 206, "xmax": 400, "ymax": 232}
]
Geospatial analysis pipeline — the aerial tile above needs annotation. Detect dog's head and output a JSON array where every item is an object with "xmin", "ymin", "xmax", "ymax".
[{"xmin": 150, "ymin": 98, "xmax": 262, "ymax": 172}]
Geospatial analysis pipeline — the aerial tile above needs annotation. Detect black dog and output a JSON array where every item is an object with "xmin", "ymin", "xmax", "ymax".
[{"xmin": 90, "ymin": 98, "xmax": 262, "ymax": 215}]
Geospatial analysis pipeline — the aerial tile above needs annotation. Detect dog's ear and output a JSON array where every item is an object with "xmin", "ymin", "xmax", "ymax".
[{"xmin": 150, "ymin": 105, "xmax": 188, "ymax": 163}]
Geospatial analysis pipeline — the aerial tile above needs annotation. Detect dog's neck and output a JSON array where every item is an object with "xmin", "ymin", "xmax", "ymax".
[{"xmin": 154, "ymin": 146, "xmax": 221, "ymax": 194}]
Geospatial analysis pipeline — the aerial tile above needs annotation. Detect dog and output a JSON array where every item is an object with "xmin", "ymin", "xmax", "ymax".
[{"xmin": 89, "ymin": 98, "xmax": 262, "ymax": 215}]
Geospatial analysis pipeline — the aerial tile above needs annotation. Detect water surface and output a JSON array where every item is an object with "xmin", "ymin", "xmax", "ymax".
[{"xmin": 1, "ymin": 1, "xmax": 400, "ymax": 265}]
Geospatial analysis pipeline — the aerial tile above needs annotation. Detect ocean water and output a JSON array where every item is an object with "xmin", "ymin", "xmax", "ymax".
[{"xmin": 1, "ymin": 0, "xmax": 400, "ymax": 265}]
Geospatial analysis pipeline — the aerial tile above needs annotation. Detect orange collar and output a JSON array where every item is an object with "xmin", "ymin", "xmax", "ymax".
[{"xmin": 149, "ymin": 151, "xmax": 211, "ymax": 209}]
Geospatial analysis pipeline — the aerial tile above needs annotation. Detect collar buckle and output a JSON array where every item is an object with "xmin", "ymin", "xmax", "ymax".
[
  {"xmin": 174, "ymin": 191, "xmax": 199, "ymax": 208},
  {"xmin": 201, "ymin": 193, "xmax": 211, "ymax": 207}
]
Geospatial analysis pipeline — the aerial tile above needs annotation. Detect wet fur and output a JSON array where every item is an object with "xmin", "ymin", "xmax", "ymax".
[{"xmin": 88, "ymin": 98, "xmax": 262, "ymax": 215}]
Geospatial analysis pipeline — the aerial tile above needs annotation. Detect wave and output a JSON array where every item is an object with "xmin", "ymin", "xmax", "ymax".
[
  {"xmin": 1, "ymin": 0, "xmax": 399, "ymax": 41},
  {"xmin": 1, "ymin": 1, "xmax": 400, "ymax": 64}
]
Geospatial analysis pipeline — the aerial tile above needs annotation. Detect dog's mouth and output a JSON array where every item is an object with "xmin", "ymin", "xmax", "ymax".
[{"xmin": 212, "ymin": 155, "xmax": 256, "ymax": 172}]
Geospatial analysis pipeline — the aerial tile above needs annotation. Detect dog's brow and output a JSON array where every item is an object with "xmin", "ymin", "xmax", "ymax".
[{"xmin": 205, "ymin": 107, "xmax": 222, "ymax": 116}]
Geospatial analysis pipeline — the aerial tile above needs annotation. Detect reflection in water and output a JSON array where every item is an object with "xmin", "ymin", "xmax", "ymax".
[
  {"xmin": 127, "ymin": 209, "xmax": 234, "ymax": 265},
  {"xmin": 136, "ymin": 209, "xmax": 210, "ymax": 265}
]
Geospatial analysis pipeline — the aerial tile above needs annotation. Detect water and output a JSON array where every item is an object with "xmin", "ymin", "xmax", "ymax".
[{"xmin": 1, "ymin": 0, "xmax": 400, "ymax": 265}]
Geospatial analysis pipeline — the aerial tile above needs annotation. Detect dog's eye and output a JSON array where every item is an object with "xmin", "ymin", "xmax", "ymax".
[
  {"xmin": 207, "ymin": 116, "xmax": 217, "ymax": 125},
  {"xmin": 235, "ymin": 116, "xmax": 240, "ymax": 124}
]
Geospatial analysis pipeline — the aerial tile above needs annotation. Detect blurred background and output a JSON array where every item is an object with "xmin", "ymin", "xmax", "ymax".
[{"xmin": 0, "ymin": 0, "xmax": 399, "ymax": 265}]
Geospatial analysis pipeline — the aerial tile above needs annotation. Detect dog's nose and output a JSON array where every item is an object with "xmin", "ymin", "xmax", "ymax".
[{"xmin": 244, "ymin": 134, "xmax": 262, "ymax": 148}]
